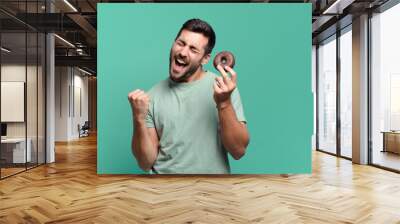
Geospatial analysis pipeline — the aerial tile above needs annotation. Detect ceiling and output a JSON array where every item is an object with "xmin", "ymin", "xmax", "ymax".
[{"xmin": 0, "ymin": 0, "xmax": 393, "ymax": 75}]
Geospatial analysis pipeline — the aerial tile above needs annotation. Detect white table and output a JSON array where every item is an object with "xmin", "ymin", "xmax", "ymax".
[{"xmin": 1, "ymin": 138, "xmax": 31, "ymax": 163}]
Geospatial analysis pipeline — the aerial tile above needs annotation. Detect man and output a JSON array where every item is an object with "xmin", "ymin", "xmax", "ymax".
[{"xmin": 128, "ymin": 18, "xmax": 249, "ymax": 174}]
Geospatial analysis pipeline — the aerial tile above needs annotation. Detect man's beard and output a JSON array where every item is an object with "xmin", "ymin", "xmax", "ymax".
[{"xmin": 169, "ymin": 51, "xmax": 202, "ymax": 82}]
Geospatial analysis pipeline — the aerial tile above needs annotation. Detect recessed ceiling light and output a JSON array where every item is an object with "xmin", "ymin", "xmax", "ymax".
[
  {"xmin": 63, "ymin": 0, "xmax": 78, "ymax": 12},
  {"xmin": 54, "ymin": 34, "xmax": 75, "ymax": 48},
  {"xmin": 78, "ymin": 67, "xmax": 93, "ymax": 76},
  {"xmin": 1, "ymin": 47, "xmax": 11, "ymax": 53},
  {"xmin": 322, "ymin": 0, "xmax": 353, "ymax": 15}
]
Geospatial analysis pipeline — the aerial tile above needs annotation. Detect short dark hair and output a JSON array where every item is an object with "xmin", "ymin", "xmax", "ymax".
[{"xmin": 175, "ymin": 18, "xmax": 216, "ymax": 55}]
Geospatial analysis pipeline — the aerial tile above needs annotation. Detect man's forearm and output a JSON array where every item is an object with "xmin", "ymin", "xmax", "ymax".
[
  {"xmin": 217, "ymin": 100, "xmax": 249, "ymax": 160},
  {"xmin": 132, "ymin": 120, "xmax": 158, "ymax": 171}
]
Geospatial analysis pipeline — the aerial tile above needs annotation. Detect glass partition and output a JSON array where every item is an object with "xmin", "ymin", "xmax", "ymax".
[
  {"xmin": 1, "ymin": 30, "xmax": 28, "ymax": 177},
  {"xmin": 371, "ymin": 3, "xmax": 400, "ymax": 171},
  {"xmin": 317, "ymin": 35, "xmax": 337, "ymax": 154},
  {"xmin": 0, "ymin": 1, "xmax": 46, "ymax": 179},
  {"xmin": 339, "ymin": 27, "xmax": 352, "ymax": 158}
]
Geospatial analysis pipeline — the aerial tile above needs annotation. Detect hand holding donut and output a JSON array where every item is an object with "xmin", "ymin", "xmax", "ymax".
[
  {"xmin": 213, "ymin": 64, "xmax": 237, "ymax": 108},
  {"xmin": 128, "ymin": 89, "xmax": 150, "ymax": 122}
]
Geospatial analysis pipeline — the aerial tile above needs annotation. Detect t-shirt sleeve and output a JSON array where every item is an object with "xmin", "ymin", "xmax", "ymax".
[
  {"xmin": 145, "ymin": 96, "xmax": 155, "ymax": 128},
  {"xmin": 231, "ymin": 87, "xmax": 247, "ymax": 123}
]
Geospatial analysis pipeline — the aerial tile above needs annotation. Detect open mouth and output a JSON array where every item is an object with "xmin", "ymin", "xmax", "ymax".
[{"xmin": 175, "ymin": 58, "xmax": 188, "ymax": 68}]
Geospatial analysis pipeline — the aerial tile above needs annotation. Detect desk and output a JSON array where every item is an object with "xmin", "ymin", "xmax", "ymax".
[
  {"xmin": 381, "ymin": 131, "xmax": 400, "ymax": 154},
  {"xmin": 1, "ymin": 138, "xmax": 31, "ymax": 163}
]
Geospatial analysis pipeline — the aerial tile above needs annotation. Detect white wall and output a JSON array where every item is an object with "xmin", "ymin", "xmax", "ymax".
[
  {"xmin": 72, "ymin": 72, "xmax": 89, "ymax": 138},
  {"xmin": 55, "ymin": 66, "xmax": 89, "ymax": 141},
  {"xmin": 55, "ymin": 66, "xmax": 69, "ymax": 141},
  {"xmin": 1, "ymin": 65, "xmax": 41, "ymax": 137},
  {"xmin": 1, "ymin": 66, "xmax": 26, "ymax": 135}
]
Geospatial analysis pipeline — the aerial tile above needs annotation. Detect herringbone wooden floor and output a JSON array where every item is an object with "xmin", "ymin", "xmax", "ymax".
[{"xmin": 1, "ymin": 134, "xmax": 400, "ymax": 224}]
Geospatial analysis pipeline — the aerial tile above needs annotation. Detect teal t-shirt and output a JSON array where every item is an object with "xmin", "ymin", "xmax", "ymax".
[{"xmin": 145, "ymin": 70, "xmax": 246, "ymax": 174}]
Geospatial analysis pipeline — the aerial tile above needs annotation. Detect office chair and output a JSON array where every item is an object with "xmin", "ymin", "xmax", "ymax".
[{"xmin": 79, "ymin": 121, "xmax": 90, "ymax": 138}]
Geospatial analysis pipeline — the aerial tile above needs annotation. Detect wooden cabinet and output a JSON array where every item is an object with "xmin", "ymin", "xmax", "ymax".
[{"xmin": 382, "ymin": 132, "xmax": 400, "ymax": 154}]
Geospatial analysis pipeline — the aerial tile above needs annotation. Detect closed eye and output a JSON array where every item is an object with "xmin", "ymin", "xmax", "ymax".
[
  {"xmin": 176, "ymin": 40, "xmax": 185, "ymax": 46},
  {"xmin": 190, "ymin": 47, "xmax": 199, "ymax": 54}
]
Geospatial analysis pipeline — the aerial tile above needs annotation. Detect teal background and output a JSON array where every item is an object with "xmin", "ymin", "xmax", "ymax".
[{"xmin": 98, "ymin": 3, "xmax": 312, "ymax": 174}]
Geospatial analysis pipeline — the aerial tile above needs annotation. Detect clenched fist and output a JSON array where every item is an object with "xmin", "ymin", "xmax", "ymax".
[{"xmin": 128, "ymin": 89, "xmax": 150, "ymax": 122}]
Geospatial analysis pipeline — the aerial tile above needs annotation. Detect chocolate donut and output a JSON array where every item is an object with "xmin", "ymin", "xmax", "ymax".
[{"xmin": 213, "ymin": 51, "xmax": 235, "ymax": 71}]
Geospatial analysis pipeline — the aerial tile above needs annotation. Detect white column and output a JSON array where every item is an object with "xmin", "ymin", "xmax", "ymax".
[
  {"xmin": 352, "ymin": 14, "xmax": 369, "ymax": 164},
  {"xmin": 46, "ymin": 1, "xmax": 55, "ymax": 163},
  {"xmin": 46, "ymin": 33, "xmax": 55, "ymax": 163}
]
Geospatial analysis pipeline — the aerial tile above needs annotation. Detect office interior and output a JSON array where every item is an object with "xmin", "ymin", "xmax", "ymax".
[
  {"xmin": 0, "ymin": 0, "xmax": 97, "ymax": 179},
  {"xmin": 0, "ymin": 0, "xmax": 400, "ymax": 222}
]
